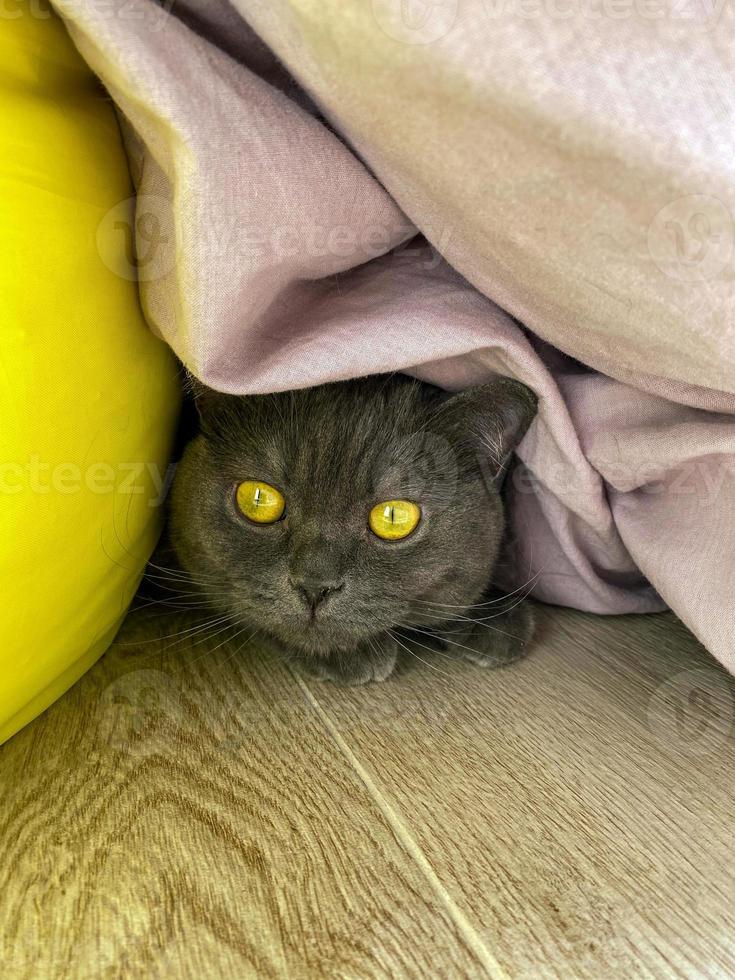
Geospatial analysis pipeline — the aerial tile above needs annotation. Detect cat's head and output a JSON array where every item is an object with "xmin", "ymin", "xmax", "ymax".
[{"xmin": 168, "ymin": 374, "xmax": 536, "ymax": 656}]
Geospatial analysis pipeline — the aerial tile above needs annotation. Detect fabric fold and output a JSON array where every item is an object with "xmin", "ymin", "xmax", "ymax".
[{"xmin": 53, "ymin": 0, "xmax": 735, "ymax": 668}]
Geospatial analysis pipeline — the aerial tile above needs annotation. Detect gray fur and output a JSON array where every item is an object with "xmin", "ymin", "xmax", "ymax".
[{"xmin": 168, "ymin": 373, "xmax": 537, "ymax": 684}]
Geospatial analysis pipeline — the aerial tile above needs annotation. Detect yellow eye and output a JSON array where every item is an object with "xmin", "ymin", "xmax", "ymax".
[
  {"xmin": 236, "ymin": 480, "xmax": 286, "ymax": 524},
  {"xmin": 369, "ymin": 500, "xmax": 421, "ymax": 541}
]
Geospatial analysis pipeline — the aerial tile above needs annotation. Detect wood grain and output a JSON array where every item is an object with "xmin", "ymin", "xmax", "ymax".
[
  {"xmin": 308, "ymin": 609, "xmax": 735, "ymax": 978},
  {"xmin": 1, "ymin": 601, "xmax": 733, "ymax": 979}
]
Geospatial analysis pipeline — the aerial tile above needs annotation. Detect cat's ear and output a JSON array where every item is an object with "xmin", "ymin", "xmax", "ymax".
[
  {"xmin": 434, "ymin": 376, "xmax": 537, "ymax": 479},
  {"xmin": 184, "ymin": 373, "xmax": 223, "ymax": 422},
  {"xmin": 183, "ymin": 374, "xmax": 243, "ymax": 445}
]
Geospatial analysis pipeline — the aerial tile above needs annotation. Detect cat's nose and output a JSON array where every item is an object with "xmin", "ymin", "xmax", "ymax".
[{"xmin": 290, "ymin": 576, "xmax": 345, "ymax": 610}]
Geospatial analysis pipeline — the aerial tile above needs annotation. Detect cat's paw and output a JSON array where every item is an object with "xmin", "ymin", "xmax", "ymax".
[
  {"xmin": 302, "ymin": 636, "xmax": 398, "ymax": 685},
  {"xmin": 438, "ymin": 597, "xmax": 535, "ymax": 669}
]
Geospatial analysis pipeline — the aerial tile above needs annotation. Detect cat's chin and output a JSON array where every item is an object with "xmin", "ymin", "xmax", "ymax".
[
  {"xmin": 249, "ymin": 604, "xmax": 382, "ymax": 655},
  {"xmin": 265, "ymin": 619, "xmax": 379, "ymax": 658}
]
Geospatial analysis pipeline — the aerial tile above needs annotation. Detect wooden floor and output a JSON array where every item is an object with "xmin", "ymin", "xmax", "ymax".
[{"xmin": 1, "ymin": 598, "xmax": 734, "ymax": 979}]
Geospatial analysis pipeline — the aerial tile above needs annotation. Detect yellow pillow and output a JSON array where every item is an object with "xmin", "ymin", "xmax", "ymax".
[{"xmin": 0, "ymin": 6, "xmax": 180, "ymax": 743}]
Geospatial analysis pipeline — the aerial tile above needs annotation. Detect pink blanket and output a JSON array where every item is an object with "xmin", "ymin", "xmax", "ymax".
[{"xmin": 54, "ymin": 0, "xmax": 735, "ymax": 668}]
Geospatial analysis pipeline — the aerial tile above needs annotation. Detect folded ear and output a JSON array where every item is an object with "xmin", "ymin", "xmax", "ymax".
[
  {"xmin": 184, "ymin": 373, "xmax": 218, "ymax": 417},
  {"xmin": 183, "ymin": 373, "xmax": 249, "ymax": 449},
  {"xmin": 434, "ymin": 376, "xmax": 538, "ymax": 479}
]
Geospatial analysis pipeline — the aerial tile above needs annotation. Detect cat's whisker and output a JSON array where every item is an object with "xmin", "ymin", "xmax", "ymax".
[
  {"xmin": 364, "ymin": 635, "xmax": 384, "ymax": 672},
  {"xmin": 411, "ymin": 588, "xmax": 539, "ymax": 623},
  {"xmin": 212, "ymin": 629, "xmax": 261, "ymax": 675},
  {"xmin": 141, "ymin": 563, "xmax": 245, "ymax": 589},
  {"xmin": 409, "ymin": 592, "xmax": 533, "ymax": 636},
  {"xmin": 119, "ymin": 616, "xmax": 244, "ymax": 671},
  {"xmin": 163, "ymin": 617, "xmax": 245, "ymax": 663},
  {"xmin": 141, "ymin": 561, "xmax": 199, "ymax": 579},
  {"xmin": 134, "ymin": 598, "xmax": 217, "ymax": 613},
  {"xmin": 144, "ymin": 558, "xmax": 225, "ymax": 584},
  {"xmin": 409, "ymin": 613, "xmax": 524, "ymax": 645},
  {"xmin": 476, "ymin": 568, "xmax": 544, "ymax": 602},
  {"xmin": 104, "ymin": 502, "xmax": 227, "ymax": 589},
  {"xmin": 471, "ymin": 585, "xmax": 536, "ymax": 623},
  {"xmin": 184, "ymin": 623, "xmax": 259, "ymax": 671},
  {"xmin": 367, "ymin": 636, "xmax": 382, "ymax": 662},
  {"xmin": 145, "ymin": 563, "xmax": 233, "ymax": 592},
  {"xmin": 393, "ymin": 629, "xmax": 461, "ymax": 663},
  {"xmin": 138, "ymin": 574, "xmax": 247, "ymax": 604},
  {"xmin": 412, "ymin": 580, "xmax": 533, "ymax": 628},
  {"xmin": 388, "ymin": 629, "xmax": 452, "ymax": 677},
  {"xmin": 406, "ymin": 614, "xmax": 479, "ymax": 634},
  {"xmin": 411, "ymin": 570, "xmax": 542, "ymax": 611},
  {"xmin": 133, "ymin": 588, "xmax": 222, "ymax": 608},
  {"xmin": 403, "ymin": 622, "xmax": 520, "ymax": 655},
  {"xmin": 136, "ymin": 587, "xmax": 211, "ymax": 601},
  {"xmin": 121, "ymin": 613, "xmax": 236, "ymax": 648},
  {"xmin": 141, "ymin": 569, "xmax": 228, "ymax": 590},
  {"xmin": 130, "ymin": 601, "xmax": 219, "ymax": 621}
]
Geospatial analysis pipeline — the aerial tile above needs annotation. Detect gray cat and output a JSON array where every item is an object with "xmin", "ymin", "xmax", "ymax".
[{"xmin": 168, "ymin": 373, "xmax": 537, "ymax": 684}]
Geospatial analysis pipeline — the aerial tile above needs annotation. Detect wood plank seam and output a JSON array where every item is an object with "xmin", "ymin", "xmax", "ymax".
[{"xmin": 291, "ymin": 670, "xmax": 509, "ymax": 980}]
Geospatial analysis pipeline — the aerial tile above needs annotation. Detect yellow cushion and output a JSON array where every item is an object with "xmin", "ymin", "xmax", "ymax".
[{"xmin": 0, "ymin": 6, "xmax": 180, "ymax": 744}]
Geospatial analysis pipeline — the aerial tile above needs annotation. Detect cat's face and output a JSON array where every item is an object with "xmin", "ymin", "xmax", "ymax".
[{"xmin": 168, "ymin": 375, "xmax": 536, "ymax": 656}]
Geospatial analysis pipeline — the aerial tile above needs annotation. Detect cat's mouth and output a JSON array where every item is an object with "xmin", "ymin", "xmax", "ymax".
[
  {"xmin": 303, "ymin": 607, "xmax": 339, "ymax": 632},
  {"xmin": 306, "ymin": 606, "xmax": 321, "ymax": 626},
  {"xmin": 269, "ymin": 601, "xmax": 385, "ymax": 652}
]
